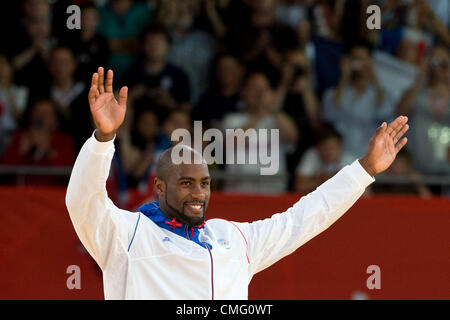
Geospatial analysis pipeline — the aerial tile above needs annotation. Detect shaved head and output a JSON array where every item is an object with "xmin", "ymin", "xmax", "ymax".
[{"xmin": 156, "ymin": 145, "xmax": 206, "ymax": 182}]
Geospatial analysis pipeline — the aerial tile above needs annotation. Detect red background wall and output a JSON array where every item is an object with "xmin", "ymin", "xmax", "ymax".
[{"xmin": 0, "ymin": 186, "xmax": 449, "ymax": 300}]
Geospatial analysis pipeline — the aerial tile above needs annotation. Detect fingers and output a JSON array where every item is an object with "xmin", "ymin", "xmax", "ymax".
[
  {"xmin": 118, "ymin": 86, "xmax": 128, "ymax": 107},
  {"xmin": 98, "ymin": 67, "xmax": 105, "ymax": 94},
  {"xmin": 386, "ymin": 115, "xmax": 408, "ymax": 137},
  {"xmin": 395, "ymin": 137, "xmax": 408, "ymax": 153},
  {"xmin": 375, "ymin": 122, "xmax": 387, "ymax": 137},
  {"xmin": 105, "ymin": 69, "xmax": 113, "ymax": 93},
  {"xmin": 91, "ymin": 72, "xmax": 98, "ymax": 89},
  {"xmin": 393, "ymin": 123, "xmax": 409, "ymax": 144},
  {"xmin": 88, "ymin": 85, "xmax": 98, "ymax": 106}
]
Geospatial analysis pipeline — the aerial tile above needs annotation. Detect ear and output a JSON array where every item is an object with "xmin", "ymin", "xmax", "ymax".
[{"xmin": 154, "ymin": 177, "xmax": 166, "ymax": 197}]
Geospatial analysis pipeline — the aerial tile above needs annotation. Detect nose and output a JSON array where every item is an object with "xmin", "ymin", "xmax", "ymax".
[{"xmin": 189, "ymin": 184, "xmax": 206, "ymax": 201}]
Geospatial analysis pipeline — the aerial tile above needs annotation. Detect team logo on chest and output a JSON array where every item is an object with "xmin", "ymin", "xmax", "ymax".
[{"xmin": 217, "ymin": 238, "xmax": 230, "ymax": 249}]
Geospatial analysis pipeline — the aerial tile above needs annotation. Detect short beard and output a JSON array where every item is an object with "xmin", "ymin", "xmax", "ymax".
[{"xmin": 164, "ymin": 191, "xmax": 205, "ymax": 227}]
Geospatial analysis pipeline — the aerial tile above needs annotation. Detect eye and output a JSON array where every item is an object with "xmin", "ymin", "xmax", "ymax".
[
  {"xmin": 181, "ymin": 181, "xmax": 191, "ymax": 186},
  {"xmin": 201, "ymin": 181, "xmax": 210, "ymax": 187}
]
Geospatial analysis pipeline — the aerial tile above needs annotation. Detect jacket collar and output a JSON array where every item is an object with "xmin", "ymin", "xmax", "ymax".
[{"xmin": 139, "ymin": 201, "xmax": 211, "ymax": 249}]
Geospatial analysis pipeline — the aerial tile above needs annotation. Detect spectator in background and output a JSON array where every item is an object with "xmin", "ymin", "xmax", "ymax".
[
  {"xmin": 1, "ymin": 99, "xmax": 75, "ymax": 185},
  {"xmin": 322, "ymin": 42, "xmax": 394, "ymax": 160},
  {"xmin": 221, "ymin": 71, "xmax": 298, "ymax": 194},
  {"xmin": 122, "ymin": 25, "xmax": 191, "ymax": 122},
  {"xmin": 117, "ymin": 108, "xmax": 169, "ymax": 191},
  {"xmin": 295, "ymin": 123, "xmax": 353, "ymax": 194},
  {"xmin": 396, "ymin": 45, "xmax": 450, "ymax": 181},
  {"xmin": 278, "ymin": 48, "xmax": 322, "ymax": 189},
  {"xmin": 309, "ymin": 0, "xmax": 375, "ymax": 44},
  {"xmin": 10, "ymin": 14, "xmax": 54, "ymax": 91},
  {"xmin": 35, "ymin": 47, "xmax": 93, "ymax": 152},
  {"xmin": 195, "ymin": 0, "xmax": 245, "ymax": 40},
  {"xmin": 157, "ymin": 0, "xmax": 217, "ymax": 103},
  {"xmin": 276, "ymin": 0, "xmax": 309, "ymax": 30},
  {"xmin": 161, "ymin": 109, "xmax": 193, "ymax": 145},
  {"xmin": 0, "ymin": 56, "xmax": 29, "ymax": 156},
  {"xmin": 21, "ymin": 0, "xmax": 51, "ymax": 20},
  {"xmin": 371, "ymin": 148, "xmax": 432, "ymax": 197},
  {"xmin": 193, "ymin": 52, "xmax": 245, "ymax": 129},
  {"xmin": 226, "ymin": 0, "xmax": 298, "ymax": 83},
  {"xmin": 65, "ymin": 2, "xmax": 110, "ymax": 83},
  {"xmin": 380, "ymin": 0, "xmax": 450, "ymax": 66},
  {"xmin": 310, "ymin": 0, "xmax": 379, "ymax": 97},
  {"xmin": 276, "ymin": 0, "xmax": 316, "ymax": 61},
  {"xmin": 97, "ymin": 0, "xmax": 154, "ymax": 78},
  {"xmin": 46, "ymin": 47, "xmax": 85, "ymax": 115}
]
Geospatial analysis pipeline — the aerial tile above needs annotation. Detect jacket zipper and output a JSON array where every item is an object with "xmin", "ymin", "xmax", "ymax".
[
  {"xmin": 203, "ymin": 241, "xmax": 214, "ymax": 300},
  {"xmin": 185, "ymin": 226, "xmax": 214, "ymax": 300}
]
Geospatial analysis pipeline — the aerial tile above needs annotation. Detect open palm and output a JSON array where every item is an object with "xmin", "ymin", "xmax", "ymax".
[
  {"xmin": 88, "ymin": 67, "xmax": 128, "ymax": 135},
  {"xmin": 362, "ymin": 116, "xmax": 409, "ymax": 176}
]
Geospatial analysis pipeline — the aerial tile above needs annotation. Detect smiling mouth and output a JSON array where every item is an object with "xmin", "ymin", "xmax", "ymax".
[{"xmin": 184, "ymin": 202, "xmax": 204, "ymax": 215}]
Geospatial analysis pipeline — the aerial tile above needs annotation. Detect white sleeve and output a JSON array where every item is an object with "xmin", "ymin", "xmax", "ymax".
[
  {"xmin": 236, "ymin": 159, "xmax": 375, "ymax": 279},
  {"xmin": 65, "ymin": 131, "xmax": 139, "ymax": 270}
]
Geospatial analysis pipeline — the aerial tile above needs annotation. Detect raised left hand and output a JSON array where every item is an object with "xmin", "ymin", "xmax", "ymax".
[{"xmin": 359, "ymin": 116, "xmax": 409, "ymax": 177}]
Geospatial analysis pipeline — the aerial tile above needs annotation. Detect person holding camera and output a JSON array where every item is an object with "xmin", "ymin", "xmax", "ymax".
[
  {"xmin": 322, "ymin": 42, "xmax": 395, "ymax": 161},
  {"xmin": 278, "ymin": 48, "xmax": 321, "ymax": 189},
  {"xmin": 396, "ymin": 44, "xmax": 450, "ymax": 184}
]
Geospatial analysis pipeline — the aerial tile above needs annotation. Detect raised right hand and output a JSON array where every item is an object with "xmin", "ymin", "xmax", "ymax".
[{"xmin": 88, "ymin": 67, "xmax": 128, "ymax": 141}]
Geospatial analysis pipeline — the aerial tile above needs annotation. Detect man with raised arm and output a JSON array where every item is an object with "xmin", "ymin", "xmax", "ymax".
[{"xmin": 66, "ymin": 67, "xmax": 409, "ymax": 299}]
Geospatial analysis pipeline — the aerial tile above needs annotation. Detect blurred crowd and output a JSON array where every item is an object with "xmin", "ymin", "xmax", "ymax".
[{"xmin": 0, "ymin": 0, "xmax": 448, "ymax": 205}]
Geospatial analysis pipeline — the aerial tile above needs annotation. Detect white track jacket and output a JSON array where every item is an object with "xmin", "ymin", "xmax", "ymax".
[{"xmin": 65, "ymin": 132, "xmax": 375, "ymax": 299}]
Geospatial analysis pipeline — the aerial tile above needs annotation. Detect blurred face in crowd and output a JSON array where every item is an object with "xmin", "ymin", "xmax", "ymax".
[
  {"xmin": 110, "ymin": 0, "xmax": 132, "ymax": 15},
  {"xmin": 216, "ymin": 55, "xmax": 244, "ymax": 91},
  {"xmin": 242, "ymin": 73, "xmax": 274, "ymax": 114},
  {"xmin": 25, "ymin": 17, "xmax": 51, "ymax": 41},
  {"xmin": 137, "ymin": 110, "xmax": 159, "ymax": 141},
  {"xmin": 317, "ymin": 136, "xmax": 342, "ymax": 164},
  {"xmin": 174, "ymin": 0, "xmax": 200, "ymax": 31},
  {"xmin": 428, "ymin": 46, "xmax": 450, "ymax": 84},
  {"xmin": 0, "ymin": 56, "xmax": 12, "ymax": 85},
  {"xmin": 49, "ymin": 48, "xmax": 76, "ymax": 83},
  {"xmin": 144, "ymin": 33, "xmax": 170, "ymax": 63},
  {"xmin": 349, "ymin": 46, "xmax": 372, "ymax": 81},
  {"xmin": 81, "ymin": 6, "xmax": 100, "ymax": 35},
  {"xmin": 164, "ymin": 110, "xmax": 192, "ymax": 142},
  {"xmin": 387, "ymin": 153, "xmax": 411, "ymax": 176},
  {"xmin": 23, "ymin": 0, "xmax": 51, "ymax": 19},
  {"xmin": 29, "ymin": 100, "xmax": 59, "ymax": 132}
]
